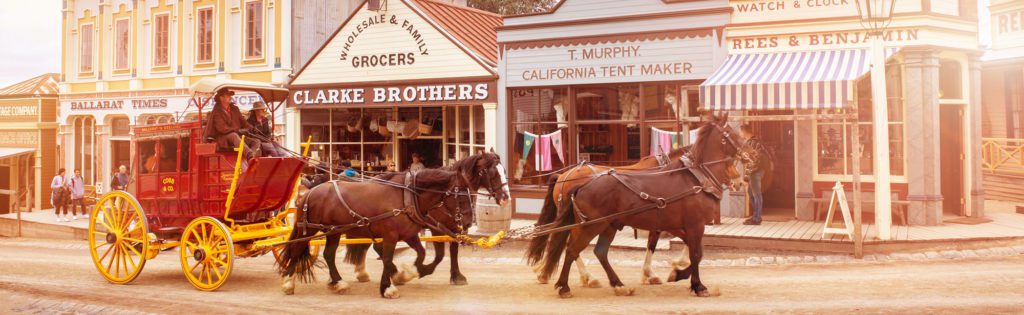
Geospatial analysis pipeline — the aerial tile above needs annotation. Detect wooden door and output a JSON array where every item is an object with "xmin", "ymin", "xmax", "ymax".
[
  {"xmin": 0, "ymin": 165, "xmax": 9, "ymax": 214},
  {"xmin": 752, "ymin": 121, "xmax": 796, "ymax": 213},
  {"xmin": 939, "ymin": 106, "xmax": 964, "ymax": 216}
]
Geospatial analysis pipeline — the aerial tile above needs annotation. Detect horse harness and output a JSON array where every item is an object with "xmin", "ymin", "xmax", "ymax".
[
  {"xmin": 535, "ymin": 122, "xmax": 750, "ymax": 236},
  {"xmin": 292, "ymin": 173, "xmax": 475, "ymax": 245}
]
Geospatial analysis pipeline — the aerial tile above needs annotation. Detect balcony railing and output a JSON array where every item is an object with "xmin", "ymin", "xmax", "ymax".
[{"xmin": 982, "ymin": 138, "xmax": 1024, "ymax": 176}]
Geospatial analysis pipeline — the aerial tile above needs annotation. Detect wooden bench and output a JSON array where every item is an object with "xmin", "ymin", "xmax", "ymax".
[{"xmin": 811, "ymin": 191, "xmax": 909, "ymax": 226}]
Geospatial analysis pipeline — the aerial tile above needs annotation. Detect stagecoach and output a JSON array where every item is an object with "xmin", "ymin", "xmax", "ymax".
[
  {"xmin": 87, "ymin": 78, "xmax": 502, "ymax": 292},
  {"xmin": 86, "ymin": 78, "xmax": 312, "ymax": 291}
]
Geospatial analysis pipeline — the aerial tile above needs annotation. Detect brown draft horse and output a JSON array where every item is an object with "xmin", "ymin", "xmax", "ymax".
[
  {"xmin": 277, "ymin": 152, "xmax": 509, "ymax": 298},
  {"xmin": 343, "ymin": 157, "xmax": 512, "ymax": 287},
  {"xmin": 529, "ymin": 146, "xmax": 692, "ymax": 288},
  {"xmin": 529, "ymin": 114, "xmax": 746, "ymax": 298}
]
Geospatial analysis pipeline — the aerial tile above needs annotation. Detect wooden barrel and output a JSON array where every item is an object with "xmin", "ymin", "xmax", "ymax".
[{"xmin": 475, "ymin": 197, "xmax": 511, "ymax": 234}]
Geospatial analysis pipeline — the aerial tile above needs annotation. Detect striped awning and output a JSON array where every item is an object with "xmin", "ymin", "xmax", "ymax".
[{"xmin": 701, "ymin": 48, "xmax": 898, "ymax": 111}]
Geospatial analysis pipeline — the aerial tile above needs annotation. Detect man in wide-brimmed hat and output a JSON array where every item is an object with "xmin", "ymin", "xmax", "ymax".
[
  {"xmin": 246, "ymin": 101, "xmax": 284, "ymax": 157},
  {"xmin": 205, "ymin": 89, "xmax": 258, "ymax": 159}
]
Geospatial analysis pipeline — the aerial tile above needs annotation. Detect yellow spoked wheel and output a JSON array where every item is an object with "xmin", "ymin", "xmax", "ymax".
[
  {"xmin": 180, "ymin": 217, "xmax": 235, "ymax": 291},
  {"xmin": 88, "ymin": 191, "xmax": 149, "ymax": 285}
]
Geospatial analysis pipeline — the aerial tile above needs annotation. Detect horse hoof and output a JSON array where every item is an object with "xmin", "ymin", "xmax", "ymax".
[
  {"xmin": 585, "ymin": 278, "xmax": 602, "ymax": 288},
  {"xmin": 451, "ymin": 277, "xmax": 468, "ymax": 286},
  {"xmin": 282, "ymin": 276, "xmax": 295, "ymax": 295},
  {"xmin": 328, "ymin": 281, "xmax": 350, "ymax": 295},
  {"xmin": 613, "ymin": 286, "xmax": 636, "ymax": 296},
  {"xmin": 536, "ymin": 274, "xmax": 549, "ymax": 284},
  {"xmin": 557, "ymin": 288, "xmax": 573, "ymax": 299},
  {"xmin": 383, "ymin": 286, "xmax": 400, "ymax": 299},
  {"xmin": 643, "ymin": 276, "xmax": 663, "ymax": 285},
  {"xmin": 357, "ymin": 272, "xmax": 371, "ymax": 283},
  {"xmin": 694, "ymin": 289, "xmax": 711, "ymax": 297}
]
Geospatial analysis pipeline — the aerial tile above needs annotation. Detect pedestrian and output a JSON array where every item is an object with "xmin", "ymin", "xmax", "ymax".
[
  {"xmin": 741, "ymin": 124, "xmax": 770, "ymax": 226},
  {"xmin": 69, "ymin": 169, "xmax": 87, "ymax": 220},
  {"xmin": 111, "ymin": 165, "xmax": 130, "ymax": 191},
  {"xmin": 50, "ymin": 168, "xmax": 68, "ymax": 222},
  {"xmin": 408, "ymin": 152, "xmax": 425, "ymax": 173}
]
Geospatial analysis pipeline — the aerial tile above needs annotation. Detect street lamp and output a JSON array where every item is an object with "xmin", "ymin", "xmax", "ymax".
[{"xmin": 855, "ymin": 0, "xmax": 897, "ymax": 242}]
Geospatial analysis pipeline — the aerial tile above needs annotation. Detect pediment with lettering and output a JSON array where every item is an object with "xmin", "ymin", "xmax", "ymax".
[{"xmin": 291, "ymin": 0, "xmax": 493, "ymax": 86}]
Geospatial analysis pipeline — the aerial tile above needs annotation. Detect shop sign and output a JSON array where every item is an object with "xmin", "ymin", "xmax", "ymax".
[
  {"xmin": 505, "ymin": 36, "xmax": 716, "ymax": 87},
  {"xmin": 0, "ymin": 131, "xmax": 38, "ymax": 147},
  {"xmin": 730, "ymin": 28, "xmax": 921, "ymax": 51},
  {"xmin": 290, "ymin": 83, "xmax": 494, "ymax": 106},
  {"xmin": 0, "ymin": 105, "xmax": 38, "ymax": 118},
  {"xmin": 69, "ymin": 98, "xmax": 170, "ymax": 111},
  {"xmin": 730, "ymin": 0, "xmax": 918, "ymax": 25},
  {"xmin": 995, "ymin": 9, "xmax": 1024, "ymax": 34},
  {"xmin": 339, "ymin": 13, "xmax": 430, "ymax": 68}
]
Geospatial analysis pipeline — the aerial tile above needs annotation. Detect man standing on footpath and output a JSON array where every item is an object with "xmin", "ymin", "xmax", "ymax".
[
  {"xmin": 111, "ymin": 165, "xmax": 130, "ymax": 191},
  {"xmin": 50, "ymin": 168, "xmax": 66, "ymax": 222},
  {"xmin": 741, "ymin": 124, "xmax": 770, "ymax": 226},
  {"xmin": 69, "ymin": 169, "xmax": 87, "ymax": 220}
]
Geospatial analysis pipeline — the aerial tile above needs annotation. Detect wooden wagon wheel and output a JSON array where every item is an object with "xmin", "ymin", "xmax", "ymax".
[
  {"xmin": 88, "ymin": 191, "xmax": 150, "ymax": 285},
  {"xmin": 180, "ymin": 217, "xmax": 235, "ymax": 291}
]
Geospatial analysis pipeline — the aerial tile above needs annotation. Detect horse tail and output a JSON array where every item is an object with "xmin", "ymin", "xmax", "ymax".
[
  {"xmin": 276, "ymin": 198, "xmax": 317, "ymax": 282},
  {"xmin": 526, "ymin": 176, "xmax": 560, "ymax": 266},
  {"xmin": 343, "ymin": 244, "xmax": 371, "ymax": 265},
  {"xmin": 538, "ymin": 186, "xmax": 580, "ymax": 281}
]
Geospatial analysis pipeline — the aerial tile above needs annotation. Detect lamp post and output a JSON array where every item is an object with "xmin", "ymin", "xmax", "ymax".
[{"xmin": 855, "ymin": 0, "xmax": 897, "ymax": 241}]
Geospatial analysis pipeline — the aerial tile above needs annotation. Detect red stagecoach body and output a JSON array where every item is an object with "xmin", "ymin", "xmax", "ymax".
[{"xmin": 131, "ymin": 121, "xmax": 305, "ymax": 235}]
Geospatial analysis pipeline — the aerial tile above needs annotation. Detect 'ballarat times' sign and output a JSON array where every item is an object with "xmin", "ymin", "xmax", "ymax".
[{"xmin": 504, "ymin": 35, "xmax": 718, "ymax": 87}]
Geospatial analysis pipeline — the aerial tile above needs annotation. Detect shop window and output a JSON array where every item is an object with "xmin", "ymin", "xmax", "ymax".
[
  {"xmin": 576, "ymin": 85, "xmax": 640, "ymax": 121},
  {"xmin": 642, "ymin": 84, "xmax": 684, "ymax": 121},
  {"xmin": 111, "ymin": 117, "xmax": 131, "ymax": 137},
  {"xmin": 333, "ymin": 108, "xmax": 361, "ymax": 142},
  {"xmin": 939, "ymin": 59, "xmax": 962, "ymax": 100},
  {"xmin": 244, "ymin": 1, "xmax": 263, "ymax": 59},
  {"xmin": 180, "ymin": 138, "xmax": 191, "ymax": 171},
  {"xmin": 115, "ymin": 19, "xmax": 130, "ymax": 70},
  {"xmin": 815, "ymin": 63, "xmax": 906, "ymax": 179},
  {"xmin": 1005, "ymin": 70, "xmax": 1024, "ymax": 138},
  {"xmin": 300, "ymin": 109, "xmax": 329, "ymax": 142},
  {"xmin": 510, "ymin": 88, "xmax": 569, "ymax": 186},
  {"xmin": 196, "ymin": 7, "xmax": 214, "ymax": 64},
  {"xmin": 446, "ymin": 105, "xmax": 485, "ymax": 165},
  {"xmin": 80, "ymin": 24, "xmax": 93, "ymax": 73},
  {"xmin": 154, "ymin": 14, "xmax": 170, "ymax": 67},
  {"xmin": 73, "ymin": 117, "xmax": 96, "ymax": 184}
]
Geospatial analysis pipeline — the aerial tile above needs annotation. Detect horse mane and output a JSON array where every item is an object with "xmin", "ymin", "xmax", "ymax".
[
  {"xmin": 447, "ymin": 152, "xmax": 487, "ymax": 175},
  {"xmin": 412, "ymin": 169, "xmax": 457, "ymax": 190},
  {"xmin": 690, "ymin": 123, "xmax": 716, "ymax": 162}
]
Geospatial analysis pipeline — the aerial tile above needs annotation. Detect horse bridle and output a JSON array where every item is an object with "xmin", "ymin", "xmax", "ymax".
[
  {"xmin": 686, "ymin": 121, "xmax": 752, "ymax": 198},
  {"xmin": 475, "ymin": 161, "xmax": 509, "ymax": 202}
]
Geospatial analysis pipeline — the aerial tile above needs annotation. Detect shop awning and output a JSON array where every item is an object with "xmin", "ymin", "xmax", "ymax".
[
  {"xmin": 0, "ymin": 148, "xmax": 35, "ymax": 159},
  {"xmin": 701, "ymin": 48, "xmax": 899, "ymax": 111}
]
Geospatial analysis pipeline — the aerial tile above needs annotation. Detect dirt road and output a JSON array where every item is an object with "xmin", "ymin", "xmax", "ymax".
[{"xmin": 1, "ymin": 238, "xmax": 1023, "ymax": 314}]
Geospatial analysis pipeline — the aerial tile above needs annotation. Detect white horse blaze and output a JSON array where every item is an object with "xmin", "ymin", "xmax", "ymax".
[{"xmin": 495, "ymin": 163, "xmax": 511, "ymax": 206}]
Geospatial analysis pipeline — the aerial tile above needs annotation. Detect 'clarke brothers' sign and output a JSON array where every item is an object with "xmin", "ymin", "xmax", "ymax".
[
  {"xmin": 291, "ymin": 83, "xmax": 495, "ymax": 106},
  {"xmin": 504, "ymin": 36, "xmax": 717, "ymax": 87}
]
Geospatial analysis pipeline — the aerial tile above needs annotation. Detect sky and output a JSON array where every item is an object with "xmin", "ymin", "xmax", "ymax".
[
  {"xmin": 0, "ymin": 0, "xmax": 996, "ymax": 88},
  {"xmin": 0, "ymin": 1, "xmax": 62, "ymax": 88}
]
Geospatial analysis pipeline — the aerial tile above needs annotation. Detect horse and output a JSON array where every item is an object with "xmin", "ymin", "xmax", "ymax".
[
  {"xmin": 343, "ymin": 152, "xmax": 512, "ymax": 287},
  {"xmin": 528, "ymin": 146, "xmax": 691, "ymax": 288},
  {"xmin": 276, "ymin": 152, "xmax": 509, "ymax": 298},
  {"xmin": 530, "ymin": 114, "xmax": 747, "ymax": 298}
]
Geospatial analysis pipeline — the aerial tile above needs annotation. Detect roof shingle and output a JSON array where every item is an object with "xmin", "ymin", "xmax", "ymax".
[
  {"xmin": 0, "ymin": 73, "xmax": 60, "ymax": 97},
  {"xmin": 410, "ymin": 0, "xmax": 502, "ymax": 65}
]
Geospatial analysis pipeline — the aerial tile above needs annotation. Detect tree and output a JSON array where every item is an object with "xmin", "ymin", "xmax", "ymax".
[{"xmin": 467, "ymin": 0, "xmax": 559, "ymax": 15}]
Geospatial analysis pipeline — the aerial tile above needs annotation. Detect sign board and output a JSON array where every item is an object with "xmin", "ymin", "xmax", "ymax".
[
  {"xmin": 991, "ymin": 4, "xmax": 1024, "ymax": 51},
  {"xmin": 504, "ymin": 35, "xmax": 718, "ymax": 87},
  {"xmin": 291, "ymin": 1, "xmax": 492, "ymax": 86},
  {"xmin": 729, "ymin": 0, "xmax": 922, "ymax": 25},
  {"xmin": 822, "ymin": 181, "xmax": 854, "ymax": 240},
  {"xmin": 290, "ymin": 82, "xmax": 495, "ymax": 107}
]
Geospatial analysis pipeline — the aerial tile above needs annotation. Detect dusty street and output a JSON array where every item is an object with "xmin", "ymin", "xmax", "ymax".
[{"xmin": 1, "ymin": 237, "xmax": 1023, "ymax": 314}]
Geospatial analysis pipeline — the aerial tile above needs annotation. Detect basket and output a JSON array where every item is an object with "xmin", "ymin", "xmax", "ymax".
[{"xmin": 418, "ymin": 123, "xmax": 433, "ymax": 135}]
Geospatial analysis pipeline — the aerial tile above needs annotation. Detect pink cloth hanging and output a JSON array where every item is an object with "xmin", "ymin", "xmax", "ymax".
[
  {"xmin": 550, "ymin": 129, "xmax": 565, "ymax": 164},
  {"xmin": 536, "ymin": 133, "xmax": 553, "ymax": 171}
]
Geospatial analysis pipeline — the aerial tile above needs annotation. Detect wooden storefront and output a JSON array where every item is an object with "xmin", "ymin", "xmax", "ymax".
[
  {"xmin": 704, "ymin": 0, "xmax": 984, "ymax": 235},
  {"xmin": 496, "ymin": 0, "xmax": 731, "ymax": 217},
  {"xmin": 0, "ymin": 74, "xmax": 60, "ymax": 213},
  {"xmin": 980, "ymin": 0, "xmax": 1024, "ymax": 203},
  {"xmin": 287, "ymin": 0, "xmax": 502, "ymax": 175}
]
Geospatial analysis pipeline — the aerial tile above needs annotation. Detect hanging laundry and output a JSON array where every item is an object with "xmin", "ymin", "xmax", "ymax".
[
  {"xmin": 536, "ymin": 133, "xmax": 553, "ymax": 171},
  {"xmin": 549, "ymin": 129, "xmax": 565, "ymax": 165},
  {"xmin": 651, "ymin": 127, "xmax": 683, "ymax": 156}
]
